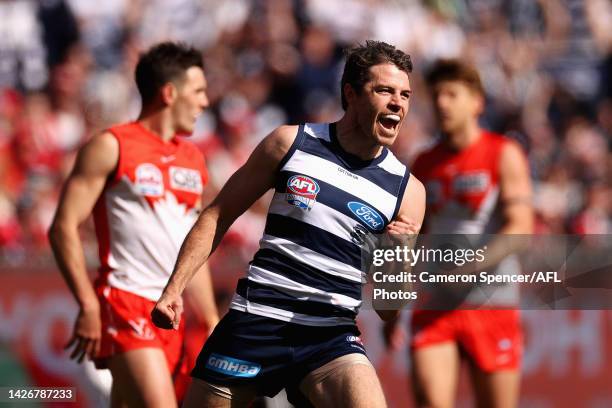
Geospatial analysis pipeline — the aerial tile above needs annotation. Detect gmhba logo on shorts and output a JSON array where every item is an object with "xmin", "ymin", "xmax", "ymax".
[{"xmin": 205, "ymin": 353, "xmax": 261, "ymax": 377}]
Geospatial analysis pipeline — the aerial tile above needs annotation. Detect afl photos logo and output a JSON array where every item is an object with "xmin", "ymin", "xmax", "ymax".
[
  {"xmin": 135, "ymin": 163, "xmax": 164, "ymax": 196},
  {"xmin": 286, "ymin": 175, "xmax": 320, "ymax": 211}
]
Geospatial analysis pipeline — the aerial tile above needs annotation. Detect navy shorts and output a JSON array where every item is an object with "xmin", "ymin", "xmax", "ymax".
[{"xmin": 191, "ymin": 309, "xmax": 368, "ymax": 399}]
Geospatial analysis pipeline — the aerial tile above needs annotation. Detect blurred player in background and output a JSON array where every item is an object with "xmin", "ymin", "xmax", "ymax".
[
  {"xmin": 384, "ymin": 59, "xmax": 534, "ymax": 408},
  {"xmin": 49, "ymin": 42, "xmax": 219, "ymax": 408},
  {"xmin": 152, "ymin": 40, "xmax": 425, "ymax": 408}
]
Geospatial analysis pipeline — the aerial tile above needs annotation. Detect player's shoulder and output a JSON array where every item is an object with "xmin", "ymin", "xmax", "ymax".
[
  {"xmin": 258, "ymin": 124, "xmax": 300, "ymax": 161},
  {"xmin": 407, "ymin": 173, "xmax": 425, "ymax": 196},
  {"xmin": 268, "ymin": 124, "xmax": 300, "ymax": 146},
  {"xmin": 481, "ymin": 130, "xmax": 514, "ymax": 147},
  {"xmin": 481, "ymin": 130, "xmax": 525, "ymax": 157},
  {"xmin": 85, "ymin": 130, "xmax": 119, "ymax": 154},
  {"xmin": 413, "ymin": 140, "xmax": 445, "ymax": 166},
  {"xmin": 73, "ymin": 130, "xmax": 119, "ymax": 175}
]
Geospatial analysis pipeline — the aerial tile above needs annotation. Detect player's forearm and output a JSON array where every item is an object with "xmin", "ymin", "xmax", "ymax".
[
  {"xmin": 373, "ymin": 235, "xmax": 418, "ymax": 320},
  {"xmin": 467, "ymin": 221, "xmax": 533, "ymax": 274},
  {"xmin": 164, "ymin": 205, "xmax": 226, "ymax": 296},
  {"xmin": 48, "ymin": 223, "xmax": 98, "ymax": 310},
  {"xmin": 185, "ymin": 264, "xmax": 219, "ymax": 328}
]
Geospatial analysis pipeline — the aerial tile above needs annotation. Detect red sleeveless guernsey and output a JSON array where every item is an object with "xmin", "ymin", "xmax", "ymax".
[{"xmin": 93, "ymin": 122, "xmax": 207, "ymax": 300}]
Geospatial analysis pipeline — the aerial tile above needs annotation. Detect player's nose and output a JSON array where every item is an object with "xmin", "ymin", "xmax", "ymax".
[
  {"xmin": 200, "ymin": 93, "xmax": 209, "ymax": 110},
  {"xmin": 387, "ymin": 94, "xmax": 402, "ymax": 112}
]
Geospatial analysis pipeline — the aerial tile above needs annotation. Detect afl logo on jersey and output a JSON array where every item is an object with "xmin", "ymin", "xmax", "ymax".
[
  {"xmin": 135, "ymin": 163, "xmax": 164, "ymax": 196},
  {"xmin": 286, "ymin": 175, "xmax": 320, "ymax": 211},
  {"xmin": 347, "ymin": 201, "xmax": 384, "ymax": 231}
]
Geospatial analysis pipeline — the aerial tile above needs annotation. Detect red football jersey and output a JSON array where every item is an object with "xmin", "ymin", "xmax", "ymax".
[
  {"xmin": 93, "ymin": 122, "xmax": 207, "ymax": 300},
  {"xmin": 413, "ymin": 131, "xmax": 523, "ymax": 305},
  {"xmin": 412, "ymin": 131, "xmax": 509, "ymax": 234}
]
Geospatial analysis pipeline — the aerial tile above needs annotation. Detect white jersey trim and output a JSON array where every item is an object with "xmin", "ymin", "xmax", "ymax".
[
  {"xmin": 258, "ymin": 234, "xmax": 363, "ymax": 282},
  {"xmin": 230, "ymin": 294, "xmax": 356, "ymax": 326}
]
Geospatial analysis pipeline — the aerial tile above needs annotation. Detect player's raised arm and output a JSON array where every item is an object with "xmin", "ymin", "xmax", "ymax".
[
  {"xmin": 152, "ymin": 125, "xmax": 298, "ymax": 329},
  {"xmin": 375, "ymin": 174, "xmax": 426, "ymax": 323},
  {"xmin": 48, "ymin": 131, "xmax": 118, "ymax": 362}
]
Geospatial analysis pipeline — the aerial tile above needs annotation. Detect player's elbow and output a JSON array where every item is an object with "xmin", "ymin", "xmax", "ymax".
[
  {"xmin": 47, "ymin": 221, "xmax": 62, "ymax": 250},
  {"xmin": 515, "ymin": 208, "xmax": 535, "ymax": 235},
  {"xmin": 376, "ymin": 309, "xmax": 400, "ymax": 322},
  {"xmin": 47, "ymin": 219, "xmax": 71, "ymax": 250}
]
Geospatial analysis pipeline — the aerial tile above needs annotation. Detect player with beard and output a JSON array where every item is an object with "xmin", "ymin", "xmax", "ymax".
[{"xmin": 152, "ymin": 41, "xmax": 426, "ymax": 408}]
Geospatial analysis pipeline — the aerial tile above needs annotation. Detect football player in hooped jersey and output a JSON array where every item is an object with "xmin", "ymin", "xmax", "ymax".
[
  {"xmin": 384, "ymin": 59, "xmax": 534, "ymax": 408},
  {"xmin": 152, "ymin": 41, "xmax": 425, "ymax": 408},
  {"xmin": 49, "ymin": 42, "xmax": 219, "ymax": 407}
]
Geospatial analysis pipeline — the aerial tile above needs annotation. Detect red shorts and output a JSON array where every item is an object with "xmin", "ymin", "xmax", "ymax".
[
  {"xmin": 94, "ymin": 285, "xmax": 186, "ymax": 375},
  {"xmin": 410, "ymin": 309, "xmax": 523, "ymax": 372}
]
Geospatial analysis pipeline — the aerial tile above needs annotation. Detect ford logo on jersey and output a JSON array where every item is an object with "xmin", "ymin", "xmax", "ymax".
[
  {"xmin": 286, "ymin": 175, "xmax": 320, "ymax": 211},
  {"xmin": 347, "ymin": 201, "xmax": 384, "ymax": 231}
]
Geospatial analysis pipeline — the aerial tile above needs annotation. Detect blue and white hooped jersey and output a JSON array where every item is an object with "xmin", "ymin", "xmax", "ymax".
[{"xmin": 230, "ymin": 123, "xmax": 410, "ymax": 326}]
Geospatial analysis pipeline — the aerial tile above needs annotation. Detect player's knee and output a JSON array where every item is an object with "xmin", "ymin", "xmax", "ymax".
[
  {"xmin": 327, "ymin": 364, "xmax": 386, "ymax": 408},
  {"xmin": 183, "ymin": 378, "xmax": 252, "ymax": 408},
  {"xmin": 413, "ymin": 387, "xmax": 453, "ymax": 408}
]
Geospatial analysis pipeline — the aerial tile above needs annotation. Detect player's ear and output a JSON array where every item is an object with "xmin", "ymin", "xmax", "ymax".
[
  {"xmin": 161, "ymin": 82, "xmax": 177, "ymax": 106},
  {"xmin": 343, "ymin": 83, "xmax": 358, "ymax": 107},
  {"xmin": 473, "ymin": 90, "xmax": 485, "ymax": 115}
]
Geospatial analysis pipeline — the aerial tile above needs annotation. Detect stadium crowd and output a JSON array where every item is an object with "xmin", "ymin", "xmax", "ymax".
[{"xmin": 0, "ymin": 0, "xmax": 610, "ymax": 273}]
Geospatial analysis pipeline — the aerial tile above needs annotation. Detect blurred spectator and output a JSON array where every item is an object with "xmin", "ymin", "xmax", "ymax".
[
  {"xmin": 0, "ymin": 0, "xmax": 609, "ymax": 265},
  {"xmin": 0, "ymin": 0, "xmax": 48, "ymax": 91}
]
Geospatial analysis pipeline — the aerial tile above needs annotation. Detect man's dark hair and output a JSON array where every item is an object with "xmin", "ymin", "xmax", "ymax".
[
  {"xmin": 340, "ymin": 40, "xmax": 413, "ymax": 110},
  {"xmin": 425, "ymin": 59, "xmax": 484, "ymax": 96},
  {"xmin": 135, "ymin": 42, "xmax": 204, "ymax": 105}
]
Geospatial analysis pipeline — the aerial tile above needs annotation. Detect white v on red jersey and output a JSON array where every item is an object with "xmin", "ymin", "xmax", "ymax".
[{"xmin": 93, "ymin": 122, "xmax": 207, "ymax": 301}]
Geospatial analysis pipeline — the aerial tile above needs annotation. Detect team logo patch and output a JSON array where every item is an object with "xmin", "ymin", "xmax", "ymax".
[
  {"xmin": 347, "ymin": 201, "xmax": 384, "ymax": 231},
  {"xmin": 135, "ymin": 163, "xmax": 164, "ymax": 196},
  {"xmin": 127, "ymin": 318, "xmax": 155, "ymax": 340},
  {"xmin": 205, "ymin": 353, "xmax": 261, "ymax": 378},
  {"xmin": 346, "ymin": 335, "xmax": 365, "ymax": 351},
  {"xmin": 286, "ymin": 175, "xmax": 320, "ymax": 211},
  {"xmin": 169, "ymin": 166, "xmax": 203, "ymax": 194}
]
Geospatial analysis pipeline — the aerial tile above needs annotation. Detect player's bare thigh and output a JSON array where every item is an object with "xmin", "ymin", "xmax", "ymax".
[
  {"xmin": 107, "ymin": 348, "xmax": 177, "ymax": 408},
  {"xmin": 411, "ymin": 342, "xmax": 460, "ymax": 408},
  {"xmin": 468, "ymin": 366, "xmax": 520, "ymax": 408},
  {"xmin": 300, "ymin": 353, "xmax": 386, "ymax": 408},
  {"xmin": 182, "ymin": 377, "xmax": 256, "ymax": 408}
]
